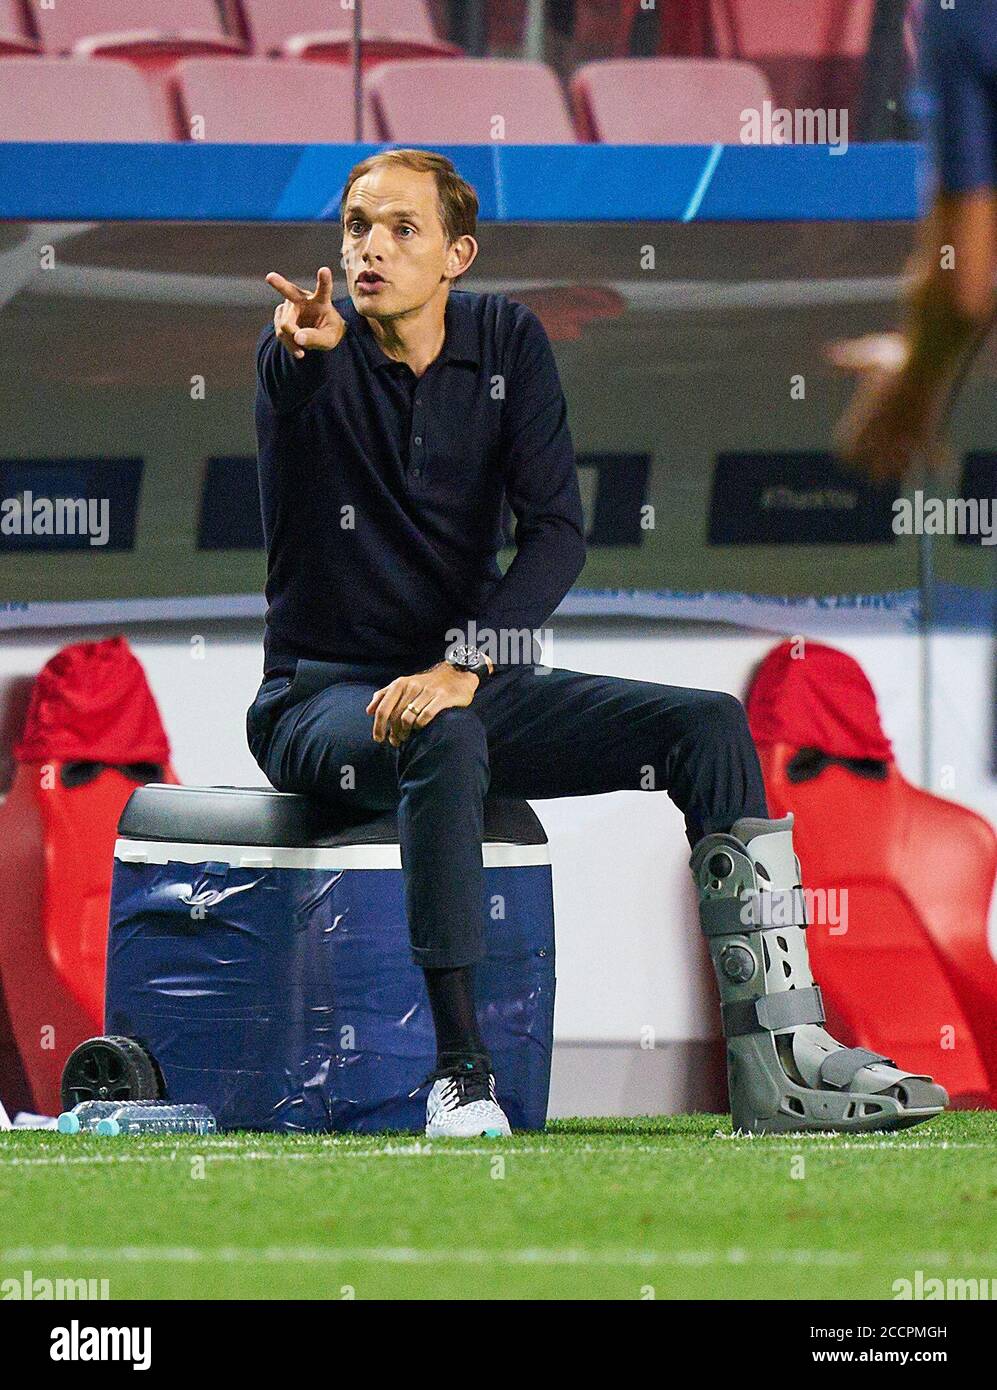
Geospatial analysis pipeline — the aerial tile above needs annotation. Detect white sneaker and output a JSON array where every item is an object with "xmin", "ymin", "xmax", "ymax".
[{"xmin": 424, "ymin": 1059, "xmax": 511, "ymax": 1138}]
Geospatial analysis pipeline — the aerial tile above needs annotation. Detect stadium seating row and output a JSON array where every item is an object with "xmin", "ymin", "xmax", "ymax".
[
  {"xmin": 0, "ymin": 0, "xmax": 910, "ymax": 66},
  {"xmin": 0, "ymin": 0, "xmax": 455, "ymax": 63},
  {"xmin": 0, "ymin": 1, "xmax": 920, "ymax": 144},
  {"xmin": 0, "ymin": 2, "xmax": 923, "ymax": 144},
  {"xmin": 0, "ymin": 54, "xmax": 779, "ymax": 144}
]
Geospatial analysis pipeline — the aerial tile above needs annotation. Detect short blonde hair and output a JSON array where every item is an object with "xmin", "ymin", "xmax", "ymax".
[{"xmin": 340, "ymin": 148, "xmax": 479, "ymax": 246}]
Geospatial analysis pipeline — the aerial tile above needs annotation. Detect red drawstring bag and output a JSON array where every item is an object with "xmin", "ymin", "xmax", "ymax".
[
  {"xmin": 15, "ymin": 635, "xmax": 171, "ymax": 765},
  {"xmin": 747, "ymin": 638, "xmax": 893, "ymax": 761}
]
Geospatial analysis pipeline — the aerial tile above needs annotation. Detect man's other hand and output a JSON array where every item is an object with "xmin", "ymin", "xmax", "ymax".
[{"xmin": 367, "ymin": 662, "xmax": 481, "ymax": 748}]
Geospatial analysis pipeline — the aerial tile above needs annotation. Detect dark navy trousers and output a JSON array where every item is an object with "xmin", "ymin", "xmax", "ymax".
[{"xmin": 246, "ymin": 658, "xmax": 769, "ymax": 969}]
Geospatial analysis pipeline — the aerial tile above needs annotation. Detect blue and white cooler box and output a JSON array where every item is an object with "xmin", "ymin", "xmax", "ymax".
[{"xmin": 106, "ymin": 785, "xmax": 556, "ymax": 1132}]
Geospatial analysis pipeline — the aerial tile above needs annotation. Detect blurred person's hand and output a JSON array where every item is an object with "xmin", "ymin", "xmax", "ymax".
[
  {"xmin": 266, "ymin": 266, "xmax": 346, "ymax": 359},
  {"xmin": 826, "ymin": 332, "xmax": 940, "ymax": 484}
]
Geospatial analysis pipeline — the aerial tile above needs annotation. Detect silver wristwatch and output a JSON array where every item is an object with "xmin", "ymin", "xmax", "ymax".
[{"xmin": 445, "ymin": 643, "xmax": 492, "ymax": 679}]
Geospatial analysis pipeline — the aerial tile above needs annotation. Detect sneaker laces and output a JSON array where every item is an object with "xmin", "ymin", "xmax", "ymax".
[{"xmin": 420, "ymin": 1058, "xmax": 492, "ymax": 1108}]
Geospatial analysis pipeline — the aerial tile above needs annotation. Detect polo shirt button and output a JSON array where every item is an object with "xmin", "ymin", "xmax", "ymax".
[
  {"xmin": 414, "ymin": 436, "xmax": 422, "ymax": 445},
  {"xmin": 412, "ymin": 468, "xmax": 422, "ymax": 478}
]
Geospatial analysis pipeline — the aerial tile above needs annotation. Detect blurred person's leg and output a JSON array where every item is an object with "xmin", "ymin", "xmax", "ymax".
[
  {"xmin": 831, "ymin": 1, "xmax": 997, "ymax": 481},
  {"xmin": 831, "ymin": 191, "xmax": 996, "ymax": 482}
]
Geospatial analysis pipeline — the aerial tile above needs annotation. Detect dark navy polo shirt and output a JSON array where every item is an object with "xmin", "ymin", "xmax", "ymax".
[{"xmin": 254, "ymin": 289, "xmax": 587, "ymax": 678}]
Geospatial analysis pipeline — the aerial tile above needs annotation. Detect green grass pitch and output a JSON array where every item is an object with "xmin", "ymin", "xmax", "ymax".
[{"xmin": 1, "ymin": 1113, "xmax": 994, "ymax": 1300}]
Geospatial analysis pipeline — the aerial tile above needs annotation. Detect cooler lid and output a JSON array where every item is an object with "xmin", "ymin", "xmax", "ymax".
[{"xmin": 117, "ymin": 784, "xmax": 548, "ymax": 848}]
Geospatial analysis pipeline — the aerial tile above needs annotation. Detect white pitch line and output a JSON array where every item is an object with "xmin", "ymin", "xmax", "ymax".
[
  {"xmin": 0, "ymin": 1137, "xmax": 988, "ymax": 1169},
  {"xmin": 0, "ymin": 1244, "xmax": 868, "ymax": 1269},
  {"xmin": 3, "ymin": 1244, "xmax": 995, "ymax": 1269},
  {"xmin": 0, "ymin": 1146, "xmax": 551, "ymax": 1168},
  {"xmin": 3, "ymin": 1246, "xmax": 994, "ymax": 1271}
]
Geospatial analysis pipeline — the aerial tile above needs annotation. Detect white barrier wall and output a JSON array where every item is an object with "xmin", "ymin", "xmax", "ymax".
[{"xmin": 1, "ymin": 616, "xmax": 994, "ymax": 1113}]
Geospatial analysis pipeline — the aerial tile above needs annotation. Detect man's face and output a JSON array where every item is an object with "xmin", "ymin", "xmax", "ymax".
[{"xmin": 341, "ymin": 166, "xmax": 469, "ymax": 319}]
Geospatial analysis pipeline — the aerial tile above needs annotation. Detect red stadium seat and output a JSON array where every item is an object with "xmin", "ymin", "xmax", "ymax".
[
  {"xmin": 0, "ymin": 0, "xmax": 36, "ymax": 54},
  {"xmin": 0, "ymin": 760, "xmax": 179, "ymax": 1114},
  {"xmin": 0, "ymin": 975, "xmax": 30, "ymax": 1119},
  {"xmin": 30, "ymin": 0, "xmax": 243, "ymax": 64},
  {"xmin": 0, "ymin": 57, "xmax": 170, "ymax": 140},
  {"xmin": 369, "ymin": 58, "xmax": 577, "ymax": 144},
  {"xmin": 710, "ymin": 0, "xmax": 873, "ymax": 57},
  {"xmin": 172, "ymin": 58, "xmax": 378, "ymax": 142},
  {"xmin": 239, "ymin": 0, "xmax": 459, "ymax": 63},
  {"xmin": 572, "ymin": 58, "xmax": 773, "ymax": 143},
  {"xmin": 746, "ymin": 641, "xmax": 997, "ymax": 1109},
  {"xmin": 709, "ymin": 0, "xmax": 874, "ymax": 114},
  {"xmin": 0, "ymin": 638, "xmax": 179, "ymax": 1115}
]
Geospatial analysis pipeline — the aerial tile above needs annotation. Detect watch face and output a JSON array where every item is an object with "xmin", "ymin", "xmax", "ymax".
[{"xmin": 449, "ymin": 645, "xmax": 484, "ymax": 672}]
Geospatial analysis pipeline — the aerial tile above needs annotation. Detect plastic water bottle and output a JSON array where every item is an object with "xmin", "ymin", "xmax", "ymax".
[
  {"xmin": 58, "ymin": 1099, "xmax": 198, "ymax": 1134},
  {"xmin": 94, "ymin": 1103, "xmax": 217, "ymax": 1136},
  {"xmin": 58, "ymin": 1101, "xmax": 128, "ymax": 1134}
]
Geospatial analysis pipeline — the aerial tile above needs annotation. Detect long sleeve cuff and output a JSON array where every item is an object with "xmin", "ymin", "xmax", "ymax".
[{"xmin": 256, "ymin": 324, "xmax": 329, "ymax": 416}]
